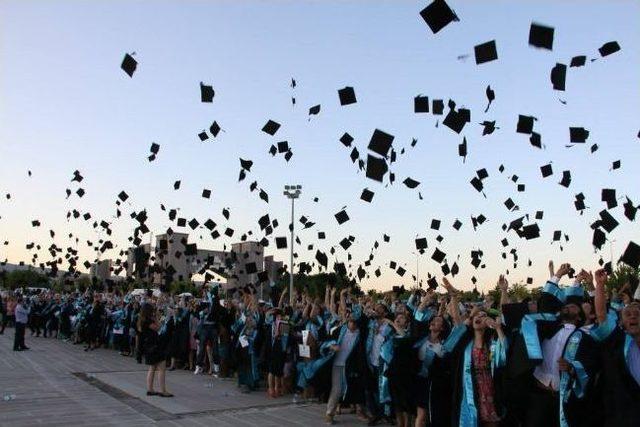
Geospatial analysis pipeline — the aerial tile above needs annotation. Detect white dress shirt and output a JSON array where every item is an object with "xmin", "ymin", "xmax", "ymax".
[
  {"xmin": 369, "ymin": 323, "xmax": 386, "ymax": 367},
  {"xmin": 533, "ymin": 323, "xmax": 576, "ymax": 390}
]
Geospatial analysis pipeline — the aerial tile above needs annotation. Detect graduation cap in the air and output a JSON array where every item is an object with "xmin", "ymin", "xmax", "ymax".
[
  {"xmin": 340, "ymin": 133, "xmax": 354, "ymax": 147},
  {"xmin": 599, "ymin": 41, "xmax": 621, "ymax": 57},
  {"xmin": 173, "ymin": 180, "xmax": 181, "ymax": 190},
  {"xmin": 368, "ymin": 129, "xmax": 394, "ymax": 158},
  {"xmin": 121, "ymin": 53, "xmax": 137, "ymax": 77},
  {"xmin": 414, "ymin": 95, "xmax": 429, "ymax": 113},
  {"xmin": 415, "ymin": 237, "xmax": 428, "ymax": 251},
  {"xmin": 517, "ymin": 115, "xmax": 536, "ymax": 134},
  {"xmin": 118, "ymin": 191, "xmax": 129, "ymax": 202},
  {"xmin": 529, "ymin": 22, "xmax": 554, "ymax": 50},
  {"xmin": 335, "ymin": 209, "xmax": 350, "ymax": 225},
  {"xmin": 432, "ymin": 99, "xmax": 444, "ymax": 115},
  {"xmin": 570, "ymin": 56, "xmax": 586, "ymax": 67},
  {"xmin": 623, "ymin": 197, "xmax": 637, "ymax": 221},
  {"xmin": 366, "ymin": 154, "xmax": 388, "ymax": 182},
  {"xmin": 403, "ymin": 177, "xmax": 420, "ymax": 189},
  {"xmin": 540, "ymin": 164, "xmax": 553, "ymax": 178},
  {"xmin": 201, "ymin": 189, "xmax": 211, "ymax": 199},
  {"xmin": 419, "ymin": 0, "xmax": 458, "ymax": 34},
  {"xmin": 550, "ymin": 63, "xmax": 567, "ymax": 91},
  {"xmin": 361, "ymin": 188, "xmax": 374, "ymax": 203},
  {"xmin": 458, "ymin": 137, "xmax": 467, "ymax": 162},
  {"xmin": 262, "ymin": 120, "xmax": 281, "ymax": 136},
  {"xmin": 559, "ymin": 171, "xmax": 571, "ymax": 188},
  {"xmin": 210, "ymin": 121, "xmax": 221, "ymax": 137},
  {"xmin": 602, "ymin": 188, "xmax": 617, "ymax": 209},
  {"xmin": 480, "ymin": 121, "xmax": 497, "ymax": 135},
  {"xmin": 474, "ymin": 40, "xmax": 498, "ymax": 64},
  {"xmin": 569, "ymin": 127, "xmax": 589, "ymax": 143},
  {"xmin": 309, "ymin": 104, "xmax": 321, "ymax": 115},
  {"xmin": 599, "ymin": 210, "xmax": 619, "ymax": 233},
  {"xmin": 620, "ymin": 241, "xmax": 640, "ymax": 269},
  {"xmin": 338, "ymin": 86, "xmax": 357, "ymax": 105},
  {"xmin": 484, "ymin": 85, "xmax": 495, "ymax": 112},
  {"xmin": 200, "ymin": 82, "xmax": 215, "ymax": 103}
]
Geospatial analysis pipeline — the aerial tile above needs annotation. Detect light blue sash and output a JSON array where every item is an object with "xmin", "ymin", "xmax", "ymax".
[
  {"xmin": 559, "ymin": 331, "xmax": 586, "ymax": 427},
  {"xmin": 458, "ymin": 342, "xmax": 478, "ymax": 427},
  {"xmin": 543, "ymin": 281, "xmax": 566, "ymax": 303},
  {"xmin": 591, "ymin": 309, "xmax": 617, "ymax": 342},
  {"xmin": 520, "ymin": 313, "xmax": 557, "ymax": 360},
  {"xmin": 414, "ymin": 307, "xmax": 434, "ymax": 323}
]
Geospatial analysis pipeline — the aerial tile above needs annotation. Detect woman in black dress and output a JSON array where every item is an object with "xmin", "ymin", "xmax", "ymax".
[{"xmin": 138, "ymin": 303, "xmax": 173, "ymax": 397}]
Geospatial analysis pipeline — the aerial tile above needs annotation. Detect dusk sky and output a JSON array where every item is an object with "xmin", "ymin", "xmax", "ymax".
[{"xmin": 1, "ymin": 0, "xmax": 639, "ymax": 292}]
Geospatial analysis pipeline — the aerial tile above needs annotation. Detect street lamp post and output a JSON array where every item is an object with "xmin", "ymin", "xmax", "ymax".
[
  {"xmin": 283, "ymin": 185, "xmax": 301, "ymax": 305},
  {"xmin": 412, "ymin": 251, "xmax": 420, "ymax": 287}
]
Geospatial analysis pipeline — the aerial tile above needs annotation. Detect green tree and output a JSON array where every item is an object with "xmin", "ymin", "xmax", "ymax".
[{"xmin": 1, "ymin": 269, "xmax": 50, "ymax": 290}]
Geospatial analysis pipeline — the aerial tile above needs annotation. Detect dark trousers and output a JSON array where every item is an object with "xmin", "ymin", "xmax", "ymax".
[
  {"xmin": 196, "ymin": 325, "xmax": 218, "ymax": 367},
  {"xmin": 14, "ymin": 322, "xmax": 26, "ymax": 350},
  {"xmin": 525, "ymin": 387, "xmax": 560, "ymax": 427}
]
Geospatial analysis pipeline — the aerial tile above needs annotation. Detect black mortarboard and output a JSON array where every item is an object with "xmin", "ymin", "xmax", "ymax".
[
  {"xmin": 350, "ymin": 147, "xmax": 359, "ymax": 163},
  {"xmin": 599, "ymin": 210, "xmax": 619, "ymax": 233},
  {"xmin": 222, "ymin": 208, "xmax": 230, "ymax": 219},
  {"xmin": 602, "ymin": 188, "xmax": 617, "ymax": 209},
  {"xmin": 198, "ymin": 131, "xmax": 208, "ymax": 142},
  {"xmin": 517, "ymin": 115, "xmax": 535, "ymax": 134},
  {"xmin": 245, "ymin": 262, "xmax": 257, "ymax": 275},
  {"xmin": 501, "ymin": 238, "xmax": 509, "ymax": 247},
  {"xmin": 535, "ymin": 211, "xmax": 544, "ymax": 220},
  {"xmin": 453, "ymin": 219, "xmax": 462, "ymax": 230},
  {"xmin": 274, "ymin": 141, "xmax": 289, "ymax": 155},
  {"xmin": 612, "ymin": 160, "xmax": 621, "ymax": 170},
  {"xmin": 530, "ymin": 132, "xmax": 542, "ymax": 149},
  {"xmin": 550, "ymin": 63, "xmax": 566, "ymax": 91},
  {"xmin": 553, "ymin": 230, "xmax": 562, "ymax": 241},
  {"xmin": 570, "ymin": 127, "xmax": 589, "ymax": 143},
  {"xmin": 118, "ymin": 191, "xmax": 129, "ymax": 202},
  {"xmin": 458, "ymin": 137, "xmax": 467, "ymax": 160},
  {"xmin": 522, "ymin": 223, "xmax": 540, "ymax": 240},
  {"xmin": 383, "ymin": 234, "xmax": 390, "ymax": 242},
  {"xmin": 275, "ymin": 237, "xmax": 287, "ymax": 249},
  {"xmin": 224, "ymin": 228, "xmax": 234, "ymax": 237},
  {"xmin": 259, "ymin": 189, "xmax": 269, "ymax": 203},
  {"xmin": 366, "ymin": 154, "xmax": 388, "ymax": 182},
  {"xmin": 431, "ymin": 248, "xmax": 446, "ymax": 263},
  {"xmin": 474, "ymin": 40, "xmax": 498, "ymax": 64},
  {"xmin": 432, "ymin": 99, "xmax": 444, "ymax": 115},
  {"xmin": 340, "ymin": 132, "xmax": 354, "ymax": 147},
  {"xmin": 559, "ymin": 170, "xmax": 571, "ymax": 188},
  {"xmin": 590, "ymin": 144, "xmax": 599, "ymax": 153},
  {"xmin": 177, "ymin": 218, "xmax": 186, "ymax": 227},
  {"xmin": 262, "ymin": 120, "xmax": 280, "ymax": 136},
  {"xmin": 599, "ymin": 41, "xmax": 621, "ymax": 57},
  {"xmin": 121, "ymin": 53, "xmax": 137, "ymax": 77},
  {"xmin": 202, "ymin": 189, "xmax": 211, "ymax": 199},
  {"xmin": 443, "ymin": 109, "xmax": 466, "ymax": 134},
  {"xmin": 431, "ymin": 219, "xmax": 441, "ymax": 230},
  {"xmin": 414, "ymin": 95, "xmax": 429, "ymax": 113},
  {"xmin": 76, "ymin": 188, "xmax": 85, "ymax": 198},
  {"xmin": 420, "ymin": 0, "xmax": 458, "ymax": 34},
  {"xmin": 150, "ymin": 142, "xmax": 160, "ymax": 154},
  {"xmin": 529, "ymin": 23, "xmax": 554, "ymax": 50},
  {"xmin": 361, "ymin": 188, "xmax": 374, "ymax": 203},
  {"xmin": 504, "ymin": 198, "xmax": 515, "ymax": 211},
  {"xmin": 211, "ymin": 230, "xmax": 220, "ymax": 239},
  {"xmin": 570, "ymin": 56, "xmax": 586, "ymax": 67},
  {"xmin": 335, "ymin": 209, "xmax": 350, "ymax": 225},
  {"xmin": 620, "ymin": 241, "xmax": 640, "ymax": 269},
  {"xmin": 480, "ymin": 120, "xmax": 496, "ymax": 135},
  {"xmin": 200, "ymin": 82, "xmax": 215, "ymax": 103},
  {"xmin": 174, "ymin": 180, "xmax": 181, "ymax": 190},
  {"xmin": 470, "ymin": 177, "xmax": 484, "ymax": 193},
  {"xmin": 403, "ymin": 177, "xmax": 420, "ymax": 189},
  {"xmin": 415, "ymin": 237, "xmax": 428, "ymax": 250},
  {"xmin": 476, "ymin": 168, "xmax": 489, "ymax": 180},
  {"xmin": 309, "ymin": 104, "xmax": 321, "ymax": 115},
  {"xmin": 338, "ymin": 86, "xmax": 357, "ymax": 105},
  {"xmin": 368, "ymin": 129, "xmax": 394, "ymax": 157},
  {"xmin": 540, "ymin": 164, "xmax": 553, "ymax": 178},
  {"xmin": 240, "ymin": 158, "xmax": 253, "ymax": 171},
  {"xmin": 623, "ymin": 197, "xmax": 637, "ymax": 221},
  {"xmin": 204, "ymin": 219, "xmax": 216, "ymax": 230},
  {"xmin": 427, "ymin": 277, "xmax": 438, "ymax": 290},
  {"xmin": 188, "ymin": 218, "xmax": 199, "ymax": 230},
  {"xmin": 210, "ymin": 121, "xmax": 221, "ymax": 137},
  {"xmin": 517, "ymin": 184, "xmax": 526, "ymax": 192},
  {"xmin": 339, "ymin": 238, "xmax": 352, "ymax": 250}
]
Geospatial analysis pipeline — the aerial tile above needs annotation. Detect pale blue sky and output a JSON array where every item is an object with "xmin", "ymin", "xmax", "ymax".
[{"xmin": 1, "ymin": 0, "xmax": 639, "ymax": 291}]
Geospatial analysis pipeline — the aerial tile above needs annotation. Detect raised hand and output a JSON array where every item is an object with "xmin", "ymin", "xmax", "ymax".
[
  {"xmin": 555, "ymin": 263, "xmax": 572, "ymax": 279},
  {"xmin": 442, "ymin": 277, "xmax": 456, "ymax": 293},
  {"xmin": 497, "ymin": 275, "xmax": 508, "ymax": 292},
  {"xmin": 594, "ymin": 269, "xmax": 608, "ymax": 288},
  {"xmin": 548, "ymin": 260, "xmax": 555, "ymax": 278}
]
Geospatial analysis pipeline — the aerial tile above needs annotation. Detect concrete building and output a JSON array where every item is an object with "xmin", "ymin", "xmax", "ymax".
[
  {"xmin": 226, "ymin": 241, "xmax": 263, "ymax": 290},
  {"xmin": 89, "ymin": 259, "xmax": 112, "ymax": 282}
]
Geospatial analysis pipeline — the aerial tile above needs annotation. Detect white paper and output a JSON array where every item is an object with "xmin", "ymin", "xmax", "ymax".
[
  {"xmin": 298, "ymin": 344, "xmax": 311, "ymax": 358},
  {"xmin": 301, "ymin": 330, "xmax": 309, "ymax": 345},
  {"xmin": 239, "ymin": 335, "xmax": 249, "ymax": 348}
]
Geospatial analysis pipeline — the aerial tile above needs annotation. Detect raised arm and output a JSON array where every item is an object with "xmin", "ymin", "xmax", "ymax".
[
  {"xmin": 278, "ymin": 286, "xmax": 288, "ymax": 308},
  {"xmin": 498, "ymin": 274, "xmax": 511, "ymax": 305},
  {"xmin": 324, "ymin": 285, "xmax": 331, "ymax": 309},
  {"xmin": 443, "ymin": 278, "xmax": 463, "ymax": 325},
  {"xmin": 594, "ymin": 269, "xmax": 608, "ymax": 323}
]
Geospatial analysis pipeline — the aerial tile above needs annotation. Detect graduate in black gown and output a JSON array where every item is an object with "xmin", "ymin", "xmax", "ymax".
[
  {"xmin": 506, "ymin": 264, "xmax": 599, "ymax": 427},
  {"xmin": 442, "ymin": 277, "xmax": 508, "ymax": 427},
  {"xmin": 591, "ymin": 268, "xmax": 640, "ymax": 427},
  {"xmin": 383, "ymin": 311, "xmax": 415, "ymax": 427},
  {"xmin": 138, "ymin": 302, "xmax": 173, "ymax": 397},
  {"xmin": 412, "ymin": 291, "xmax": 452, "ymax": 427}
]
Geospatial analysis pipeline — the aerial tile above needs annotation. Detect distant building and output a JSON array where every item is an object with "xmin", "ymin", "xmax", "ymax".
[
  {"xmin": 89, "ymin": 259, "xmax": 112, "ymax": 282},
  {"xmin": 226, "ymin": 241, "xmax": 264, "ymax": 289}
]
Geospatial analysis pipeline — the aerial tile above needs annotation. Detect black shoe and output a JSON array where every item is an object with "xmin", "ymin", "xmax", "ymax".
[
  {"xmin": 21, "ymin": 346, "xmax": 30, "ymax": 350},
  {"xmin": 13, "ymin": 348, "xmax": 21, "ymax": 351}
]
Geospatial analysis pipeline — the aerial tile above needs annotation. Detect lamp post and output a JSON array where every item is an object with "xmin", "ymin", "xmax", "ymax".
[
  {"xmin": 283, "ymin": 185, "xmax": 301, "ymax": 305},
  {"xmin": 412, "ymin": 251, "xmax": 420, "ymax": 287}
]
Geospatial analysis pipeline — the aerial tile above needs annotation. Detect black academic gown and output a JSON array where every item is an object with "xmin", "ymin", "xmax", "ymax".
[
  {"xmin": 507, "ymin": 313, "xmax": 599, "ymax": 427},
  {"xmin": 597, "ymin": 326, "xmax": 640, "ymax": 427}
]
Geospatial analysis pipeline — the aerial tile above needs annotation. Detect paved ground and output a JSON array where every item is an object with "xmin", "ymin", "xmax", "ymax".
[{"xmin": 0, "ymin": 329, "xmax": 363, "ymax": 426}]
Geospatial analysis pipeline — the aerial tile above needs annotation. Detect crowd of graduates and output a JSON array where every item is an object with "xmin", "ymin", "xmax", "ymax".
[{"xmin": 1, "ymin": 261, "xmax": 639, "ymax": 427}]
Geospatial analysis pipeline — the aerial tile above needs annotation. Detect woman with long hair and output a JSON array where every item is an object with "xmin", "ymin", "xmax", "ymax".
[
  {"xmin": 138, "ymin": 302, "xmax": 173, "ymax": 397},
  {"xmin": 442, "ymin": 277, "xmax": 507, "ymax": 427}
]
